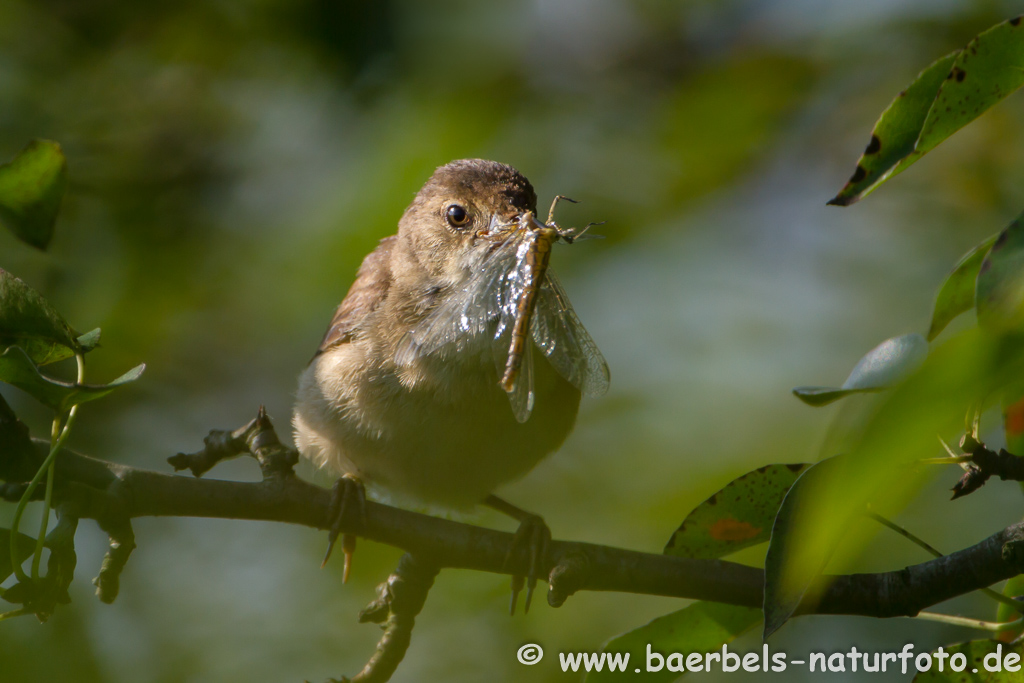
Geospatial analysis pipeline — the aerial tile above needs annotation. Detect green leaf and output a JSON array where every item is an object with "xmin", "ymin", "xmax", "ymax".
[
  {"xmin": 665, "ymin": 463, "xmax": 809, "ymax": 560},
  {"xmin": 996, "ymin": 575, "xmax": 1024, "ymax": 633},
  {"xmin": 0, "ymin": 268, "xmax": 84, "ymax": 366},
  {"xmin": 584, "ymin": 602, "xmax": 762, "ymax": 683},
  {"xmin": 0, "ymin": 528, "xmax": 35, "ymax": 584},
  {"xmin": 829, "ymin": 52, "xmax": 958, "ymax": 206},
  {"xmin": 591, "ymin": 466, "xmax": 806, "ymax": 680},
  {"xmin": 793, "ymin": 333, "xmax": 928, "ymax": 406},
  {"xmin": 894, "ymin": 17, "xmax": 1024, "ymax": 174},
  {"xmin": 762, "ymin": 455, "xmax": 849, "ymax": 639},
  {"xmin": 75, "ymin": 328, "xmax": 101, "ymax": 353},
  {"xmin": 928, "ymin": 234, "xmax": 998, "ymax": 340},
  {"xmin": 831, "ymin": 16, "xmax": 1024, "ymax": 205},
  {"xmin": 0, "ymin": 140, "xmax": 67, "ymax": 250},
  {"xmin": 27, "ymin": 328, "xmax": 102, "ymax": 367},
  {"xmin": 912, "ymin": 640, "xmax": 1024, "ymax": 682},
  {"xmin": 0, "ymin": 346, "xmax": 145, "ymax": 412},
  {"xmin": 768, "ymin": 330, "xmax": 1020, "ymax": 638},
  {"xmin": 977, "ymin": 216, "xmax": 1024, "ymax": 332}
]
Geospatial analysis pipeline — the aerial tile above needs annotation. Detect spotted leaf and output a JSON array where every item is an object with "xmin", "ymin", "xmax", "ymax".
[
  {"xmin": 665, "ymin": 463, "xmax": 809, "ymax": 560},
  {"xmin": 832, "ymin": 16, "xmax": 1024, "ymax": 205}
]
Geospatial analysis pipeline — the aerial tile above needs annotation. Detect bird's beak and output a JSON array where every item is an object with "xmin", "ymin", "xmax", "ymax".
[
  {"xmin": 520, "ymin": 210, "xmax": 548, "ymax": 232},
  {"xmin": 478, "ymin": 212, "xmax": 524, "ymax": 239}
]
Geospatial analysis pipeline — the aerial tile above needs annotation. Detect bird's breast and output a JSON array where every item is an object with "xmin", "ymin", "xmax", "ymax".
[{"xmin": 295, "ymin": 329, "xmax": 581, "ymax": 510}]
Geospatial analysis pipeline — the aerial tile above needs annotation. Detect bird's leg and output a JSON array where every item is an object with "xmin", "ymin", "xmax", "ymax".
[
  {"xmin": 322, "ymin": 473, "xmax": 367, "ymax": 583},
  {"xmin": 484, "ymin": 494, "xmax": 551, "ymax": 615}
]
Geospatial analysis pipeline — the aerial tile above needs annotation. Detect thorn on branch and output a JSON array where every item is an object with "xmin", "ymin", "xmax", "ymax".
[
  {"xmin": 951, "ymin": 435, "xmax": 1024, "ymax": 500},
  {"xmin": 339, "ymin": 554, "xmax": 439, "ymax": 683},
  {"xmin": 168, "ymin": 406, "xmax": 298, "ymax": 480},
  {"xmin": 93, "ymin": 518, "xmax": 136, "ymax": 604}
]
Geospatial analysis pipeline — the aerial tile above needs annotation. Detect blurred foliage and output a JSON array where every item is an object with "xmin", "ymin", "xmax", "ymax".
[
  {"xmin": 4, "ymin": 1, "xmax": 1024, "ymax": 682},
  {"xmin": 0, "ymin": 140, "xmax": 67, "ymax": 249},
  {"xmin": 792, "ymin": 332, "xmax": 928, "ymax": 406}
]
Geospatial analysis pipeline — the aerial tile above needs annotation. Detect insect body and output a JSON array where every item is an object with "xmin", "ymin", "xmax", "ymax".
[
  {"xmin": 500, "ymin": 212, "xmax": 559, "ymax": 393},
  {"xmin": 398, "ymin": 196, "xmax": 609, "ymax": 423}
]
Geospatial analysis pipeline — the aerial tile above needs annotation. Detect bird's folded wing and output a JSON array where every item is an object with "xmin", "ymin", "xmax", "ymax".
[{"xmin": 315, "ymin": 236, "xmax": 395, "ymax": 357}]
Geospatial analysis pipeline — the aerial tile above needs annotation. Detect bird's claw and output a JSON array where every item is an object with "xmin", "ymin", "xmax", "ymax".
[
  {"xmin": 503, "ymin": 513, "xmax": 550, "ymax": 615},
  {"xmin": 322, "ymin": 474, "xmax": 366, "ymax": 583}
]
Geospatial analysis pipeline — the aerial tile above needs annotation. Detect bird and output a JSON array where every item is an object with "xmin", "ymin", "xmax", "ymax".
[{"xmin": 293, "ymin": 158, "xmax": 608, "ymax": 612}]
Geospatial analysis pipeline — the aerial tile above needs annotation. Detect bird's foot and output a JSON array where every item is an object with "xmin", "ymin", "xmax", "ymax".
[
  {"xmin": 484, "ymin": 495, "xmax": 551, "ymax": 615},
  {"xmin": 322, "ymin": 474, "xmax": 366, "ymax": 583}
]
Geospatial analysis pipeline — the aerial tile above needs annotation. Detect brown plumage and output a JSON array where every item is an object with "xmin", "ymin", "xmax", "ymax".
[{"xmin": 293, "ymin": 159, "xmax": 581, "ymax": 509}]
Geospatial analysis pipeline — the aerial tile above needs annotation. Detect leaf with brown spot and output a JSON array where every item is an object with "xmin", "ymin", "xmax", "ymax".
[
  {"xmin": 829, "ymin": 51, "xmax": 956, "ymax": 205},
  {"xmin": 664, "ymin": 463, "xmax": 809, "ymax": 560},
  {"xmin": 891, "ymin": 16, "xmax": 1024, "ymax": 177},
  {"xmin": 832, "ymin": 15, "xmax": 1024, "ymax": 205},
  {"xmin": 708, "ymin": 518, "xmax": 761, "ymax": 542}
]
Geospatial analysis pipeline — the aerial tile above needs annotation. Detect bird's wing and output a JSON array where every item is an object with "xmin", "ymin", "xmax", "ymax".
[{"xmin": 314, "ymin": 236, "xmax": 396, "ymax": 358}]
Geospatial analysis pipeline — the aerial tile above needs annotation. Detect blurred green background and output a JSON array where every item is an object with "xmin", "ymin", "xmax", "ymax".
[{"xmin": 2, "ymin": 1, "xmax": 1024, "ymax": 681}]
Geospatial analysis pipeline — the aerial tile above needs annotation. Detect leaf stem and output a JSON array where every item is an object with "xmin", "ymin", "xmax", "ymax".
[
  {"xmin": 938, "ymin": 436, "xmax": 973, "ymax": 471},
  {"xmin": 919, "ymin": 456, "xmax": 973, "ymax": 465},
  {"xmin": 30, "ymin": 415, "xmax": 61, "ymax": 579},
  {"xmin": 913, "ymin": 611, "xmax": 1022, "ymax": 632},
  {"xmin": 0, "ymin": 607, "xmax": 30, "ymax": 622},
  {"xmin": 866, "ymin": 512, "xmax": 943, "ymax": 557},
  {"xmin": 10, "ymin": 352, "xmax": 85, "ymax": 585}
]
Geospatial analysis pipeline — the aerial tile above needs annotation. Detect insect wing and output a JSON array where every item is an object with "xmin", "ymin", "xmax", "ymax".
[
  {"xmin": 395, "ymin": 237, "xmax": 520, "ymax": 365},
  {"xmin": 505, "ymin": 337, "xmax": 535, "ymax": 422},
  {"xmin": 531, "ymin": 270, "xmax": 610, "ymax": 396}
]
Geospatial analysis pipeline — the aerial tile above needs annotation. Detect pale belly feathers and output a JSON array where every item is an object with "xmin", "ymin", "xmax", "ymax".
[{"xmin": 293, "ymin": 331, "xmax": 581, "ymax": 510}]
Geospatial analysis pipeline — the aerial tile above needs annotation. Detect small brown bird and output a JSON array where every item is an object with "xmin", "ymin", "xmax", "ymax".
[{"xmin": 293, "ymin": 159, "xmax": 608, "ymax": 611}]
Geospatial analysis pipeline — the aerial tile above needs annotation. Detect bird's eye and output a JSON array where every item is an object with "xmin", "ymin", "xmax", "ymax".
[{"xmin": 446, "ymin": 204, "xmax": 470, "ymax": 228}]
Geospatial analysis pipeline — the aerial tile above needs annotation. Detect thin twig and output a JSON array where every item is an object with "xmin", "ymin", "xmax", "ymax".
[
  {"xmin": 914, "ymin": 612, "xmax": 1022, "ymax": 632},
  {"xmin": 342, "ymin": 554, "xmax": 439, "ymax": 683}
]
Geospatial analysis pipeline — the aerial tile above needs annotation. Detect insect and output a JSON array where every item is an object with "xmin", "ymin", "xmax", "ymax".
[{"xmin": 397, "ymin": 196, "xmax": 610, "ymax": 422}]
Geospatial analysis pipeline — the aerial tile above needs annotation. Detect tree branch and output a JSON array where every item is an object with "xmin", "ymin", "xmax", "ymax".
[
  {"xmin": 1, "ymin": 411, "xmax": 1022, "ymax": 622},
  {"xmin": 951, "ymin": 433, "xmax": 1024, "ymax": 499},
  {"xmin": 6, "ymin": 403, "xmax": 1024, "ymax": 681}
]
